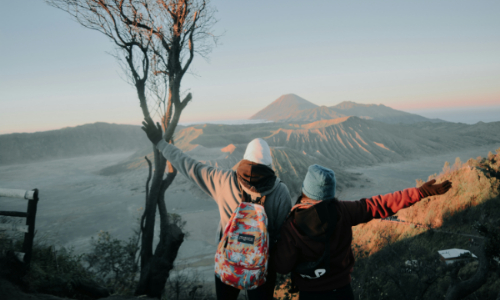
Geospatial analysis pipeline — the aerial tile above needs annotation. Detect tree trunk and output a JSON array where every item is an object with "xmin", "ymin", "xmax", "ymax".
[
  {"xmin": 147, "ymin": 223, "xmax": 185, "ymax": 298},
  {"xmin": 133, "ymin": 5, "xmax": 196, "ymax": 296},
  {"xmin": 136, "ymin": 149, "xmax": 168, "ymax": 296},
  {"xmin": 44, "ymin": 0, "xmax": 211, "ymax": 298},
  {"xmin": 136, "ymin": 82, "xmax": 184, "ymax": 298}
]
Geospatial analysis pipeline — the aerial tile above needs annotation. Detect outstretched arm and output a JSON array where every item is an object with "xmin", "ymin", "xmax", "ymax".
[
  {"xmin": 344, "ymin": 180, "xmax": 452, "ymax": 226},
  {"xmin": 141, "ymin": 119, "xmax": 231, "ymax": 199}
]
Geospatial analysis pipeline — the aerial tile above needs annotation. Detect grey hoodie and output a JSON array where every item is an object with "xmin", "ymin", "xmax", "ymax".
[{"xmin": 156, "ymin": 139, "xmax": 292, "ymax": 246}]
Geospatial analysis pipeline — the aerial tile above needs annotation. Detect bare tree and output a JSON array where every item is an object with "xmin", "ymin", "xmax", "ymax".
[{"xmin": 45, "ymin": 0, "xmax": 217, "ymax": 297}]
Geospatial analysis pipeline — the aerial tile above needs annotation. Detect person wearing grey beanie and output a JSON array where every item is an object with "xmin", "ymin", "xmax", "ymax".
[
  {"xmin": 274, "ymin": 164, "xmax": 452, "ymax": 300},
  {"xmin": 142, "ymin": 119, "xmax": 291, "ymax": 300},
  {"xmin": 302, "ymin": 164, "xmax": 337, "ymax": 201}
]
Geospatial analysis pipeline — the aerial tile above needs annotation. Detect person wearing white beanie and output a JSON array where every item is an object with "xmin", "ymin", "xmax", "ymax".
[
  {"xmin": 142, "ymin": 120, "xmax": 291, "ymax": 300},
  {"xmin": 243, "ymin": 138, "xmax": 274, "ymax": 168}
]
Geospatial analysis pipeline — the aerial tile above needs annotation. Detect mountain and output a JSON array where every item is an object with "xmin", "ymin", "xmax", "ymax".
[
  {"xmin": 249, "ymin": 94, "xmax": 318, "ymax": 121},
  {"xmin": 264, "ymin": 117, "xmax": 500, "ymax": 167},
  {"xmin": 96, "ymin": 118, "xmax": 500, "ymax": 172},
  {"xmin": 269, "ymin": 147, "xmax": 359, "ymax": 196},
  {"xmin": 0, "ymin": 123, "xmax": 149, "ymax": 165},
  {"xmin": 280, "ymin": 106, "xmax": 346, "ymax": 123},
  {"xmin": 250, "ymin": 95, "xmax": 444, "ymax": 124},
  {"xmin": 95, "ymin": 118, "xmax": 500, "ymax": 197},
  {"xmin": 330, "ymin": 101, "xmax": 443, "ymax": 124}
]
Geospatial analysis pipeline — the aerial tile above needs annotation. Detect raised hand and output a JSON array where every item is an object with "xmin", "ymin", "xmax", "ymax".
[
  {"xmin": 419, "ymin": 179, "xmax": 452, "ymax": 198},
  {"xmin": 141, "ymin": 119, "xmax": 163, "ymax": 145}
]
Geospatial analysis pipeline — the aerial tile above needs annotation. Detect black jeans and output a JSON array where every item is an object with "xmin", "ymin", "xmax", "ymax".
[
  {"xmin": 214, "ymin": 269, "xmax": 277, "ymax": 300},
  {"xmin": 299, "ymin": 283, "xmax": 354, "ymax": 300}
]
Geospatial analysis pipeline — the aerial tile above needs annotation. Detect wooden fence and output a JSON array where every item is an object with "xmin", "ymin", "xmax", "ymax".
[{"xmin": 0, "ymin": 188, "xmax": 39, "ymax": 268}]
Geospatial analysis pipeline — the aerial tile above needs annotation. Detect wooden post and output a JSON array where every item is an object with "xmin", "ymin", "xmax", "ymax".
[
  {"xmin": 0, "ymin": 187, "xmax": 39, "ymax": 268},
  {"xmin": 22, "ymin": 189, "xmax": 38, "ymax": 268}
]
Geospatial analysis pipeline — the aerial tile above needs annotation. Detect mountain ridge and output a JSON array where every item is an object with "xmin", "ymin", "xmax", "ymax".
[
  {"xmin": 330, "ymin": 101, "xmax": 443, "ymax": 124},
  {"xmin": 280, "ymin": 105, "xmax": 346, "ymax": 123},
  {"xmin": 250, "ymin": 94, "xmax": 445, "ymax": 124},
  {"xmin": 0, "ymin": 123, "xmax": 150, "ymax": 166},
  {"xmin": 249, "ymin": 94, "xmax": 318, "ymax": 121}
]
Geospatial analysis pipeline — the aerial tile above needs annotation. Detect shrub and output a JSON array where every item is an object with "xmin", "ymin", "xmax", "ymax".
[
  {"xmin": 84, "ymin": 230, "xmax": 140, "ymax": 295},
  {"xmin": 352, "ymin": 149, "xmax": 500, "ymax": 256},
  {"xmin": 0, "ymin": 212, "xmax": 203, "ymax": 299},
  {"xmin": 163, "ymin": 267, "xmax": 215, "ymax": 300}
]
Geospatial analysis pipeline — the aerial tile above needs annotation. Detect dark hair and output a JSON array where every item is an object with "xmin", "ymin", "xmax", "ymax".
[{"xmin": 294, "ymin": 194, "xmax": 304, "ymax": 206}]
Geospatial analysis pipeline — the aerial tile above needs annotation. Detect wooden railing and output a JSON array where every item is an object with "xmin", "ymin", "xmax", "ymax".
[{"xmin": 0, "ymin": 188, "xmax": 39, "ymax": 268}]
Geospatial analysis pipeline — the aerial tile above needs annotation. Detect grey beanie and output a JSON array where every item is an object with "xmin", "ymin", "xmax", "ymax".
[{"xmin": 302, "ymin": 164, "xmax": 336, "ymax": 200}]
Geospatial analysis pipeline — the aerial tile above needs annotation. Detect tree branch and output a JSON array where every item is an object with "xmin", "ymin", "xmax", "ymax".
[{"xmin": 181, "ymin": 3, "xmax": 203, "ymax": 77}]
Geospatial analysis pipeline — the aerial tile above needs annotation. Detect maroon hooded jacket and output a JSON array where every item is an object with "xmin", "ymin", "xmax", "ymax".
[{"xmin": 274, "ymin": 187, "xmax": 423, "ymax": 291}]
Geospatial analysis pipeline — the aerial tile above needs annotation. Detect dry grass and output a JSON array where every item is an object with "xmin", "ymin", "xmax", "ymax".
[{"xmin": 352, "ymin": 148, "xmax": 500, "ymax": 256}]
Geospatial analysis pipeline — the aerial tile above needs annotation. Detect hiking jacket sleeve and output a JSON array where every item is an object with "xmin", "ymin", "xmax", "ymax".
[
  {"xmin": 342, "ymin": 187, "xmax": 423, "ymax": 226},
  {"xmin": 156, "ymin": 139, "xmax": 232, "ymax": 200},
  {"xmin": 269, "ymin": 183, "xmax": 292, "ymax": 247}
]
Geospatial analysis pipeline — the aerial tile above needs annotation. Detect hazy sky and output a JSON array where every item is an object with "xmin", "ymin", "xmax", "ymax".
[{"xmin": 1, "ymin": 0, "xmax": 500, "ymax": 134}]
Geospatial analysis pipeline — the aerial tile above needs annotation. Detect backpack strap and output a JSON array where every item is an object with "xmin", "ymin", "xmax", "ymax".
[{"xmin": 238, "ymin": 180, "xmax": 267, "ymax": 206}]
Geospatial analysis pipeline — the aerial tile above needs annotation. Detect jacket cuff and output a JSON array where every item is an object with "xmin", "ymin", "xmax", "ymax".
[
  {"xmin": 156, "ymin": 139, "xmax": 170, "ymax": 151},
  {"xmin": 416, "ymin": 187, "xmax": 425, "ymax": 199}
]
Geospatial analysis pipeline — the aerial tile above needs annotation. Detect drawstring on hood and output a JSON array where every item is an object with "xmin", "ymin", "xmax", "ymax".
[{"xmin": 237, "ymin": 159, "xmax": 277, "ymax": 194}]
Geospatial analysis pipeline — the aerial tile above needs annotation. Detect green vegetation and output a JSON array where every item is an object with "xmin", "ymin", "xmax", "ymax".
[
  {"xmin": 1, "ymin": 234, "xmax": 99, "ymax": 299},
  {"xmin": 0, "ymin": 214, "xmax": 213, "ymax": 300}
]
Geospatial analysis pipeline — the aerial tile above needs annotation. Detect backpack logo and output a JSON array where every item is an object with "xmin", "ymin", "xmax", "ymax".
[
  {"xmin": 238, "ymin": 233, "xmax": 255, "ymax": 245},
  {"xmin": 215, "ymin": 202, "xmax": 269, "ymax": 290},
  {"xmin": 300, "ymin": 268, "xmax": 326, "ymax": 279}
]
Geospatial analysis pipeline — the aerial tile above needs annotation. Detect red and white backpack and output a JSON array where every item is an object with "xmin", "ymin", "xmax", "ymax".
[{"xmin": 214, "ymin": 197, "xmax": 269, "ymax": 290}]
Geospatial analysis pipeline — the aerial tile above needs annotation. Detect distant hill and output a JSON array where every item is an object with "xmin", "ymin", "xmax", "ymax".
[
  {"xmin": 280, "ymin": 106, "xmax": 346, "ymax": 123},
  {"xmin": 97, "ymin": 118, "xmax": 500, "ymax": 197},
  {"xmin": 99, "ymin": 118, "xmax": 500, "ymax": 172},
  {"xmin": 264, "ymin": 116, "xmax": 498, "ymax": 167},
  {"xmin": 0, "ymin": 123, "xmax": 149, "ymax": 165},
  {"xmin": 249, "ymin": 94, "xmax": 318, "ymax": 121},
  {"xmin": 250, "ymin": 94, "xmax": 444, "ymax": 124},
  {"xmin": 269, "ymin": 147, "xmax": 358, "ymax": 197},
  {"xmin": 330, "ymin": 101, "xmax": 443, "ymax": 124}
]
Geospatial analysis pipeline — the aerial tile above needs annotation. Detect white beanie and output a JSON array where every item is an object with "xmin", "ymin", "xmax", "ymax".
[{"xmin": 243, "ymin": 138, "xmax": 273, "ymax": 168}]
